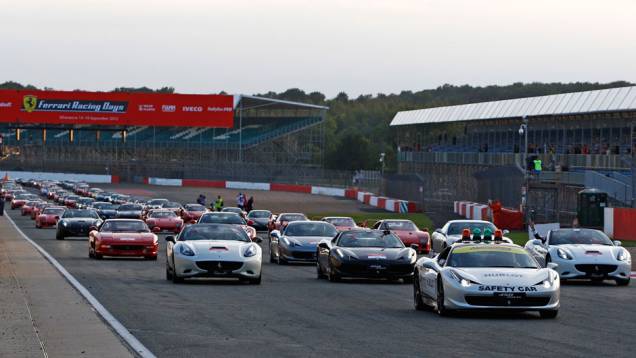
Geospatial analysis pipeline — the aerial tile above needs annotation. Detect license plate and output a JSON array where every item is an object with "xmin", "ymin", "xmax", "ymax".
[{"xmin": 494, "ymin": 292, "xmax": 526, "ymax": 299}]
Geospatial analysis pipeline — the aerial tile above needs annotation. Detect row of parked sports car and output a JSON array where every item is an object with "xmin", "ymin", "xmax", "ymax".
[{"xmin": 2, "ymin": 178, "xmax": 632, "ymax": 319}]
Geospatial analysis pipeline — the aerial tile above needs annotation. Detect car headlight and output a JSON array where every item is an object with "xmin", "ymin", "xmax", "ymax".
[
  {"xmin": 179, "ymin": 244, "xmax": 195, "ymax": 256},
  {"xmin": 617, "ymin": 249, "xmax": 630, "ymax": 262},
  {"xmin": 244, "ymin": 245, "xmax": 258, "ymax": 257},
  {"xmin": 557, "ymin": 248, "xmax": 572, "ymax": 260},
  {"xmin": 61, "ymin": 221, "xmax": 68, "ymax": 227},
  {"xmin": 449, "ymin": 269, "xmax": 477, "ymax": 287}
]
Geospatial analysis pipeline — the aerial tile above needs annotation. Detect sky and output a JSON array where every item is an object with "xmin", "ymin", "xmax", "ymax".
[{"xmin": 0, "ymin": 0, "xmax": 634, "ymax": 98}]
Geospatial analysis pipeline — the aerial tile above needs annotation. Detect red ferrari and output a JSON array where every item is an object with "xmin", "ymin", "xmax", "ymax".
[
  {"xmin": 21, "ymin": 200, "xmax": 42, "ymax": 216},
  {"xmin": 31, "ymin": 202, "xmax": 51, "ymax": 219},
  {"xmin": 89, "ymin": 219, "xmax": 158, "ymax": 260},
  {"xmin": 145, "ymin": 209, "xmax": 184, "ymax": 234},
  {"xmin": 371, "ymin": 219, "xmax": 431, "ymax": 254},
  {"xmin": 180, "ymin": 203, "xmax": 208, "ymax": 223},
  {"xmin": 11, "ymin": 193, "xmax": 39, "ymax": 209},
  {"xmin": 320, "ymin": 216, "xmax": 358, "ymax": 231},
  {"xmin": 35, "ymin": 206, "xmax": 66, "ymax": 228}
]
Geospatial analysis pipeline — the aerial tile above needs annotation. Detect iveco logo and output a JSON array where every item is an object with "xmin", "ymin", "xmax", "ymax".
[{"xmin": 182, "ymin": 106, "xmax": 203, "ymax": 112}]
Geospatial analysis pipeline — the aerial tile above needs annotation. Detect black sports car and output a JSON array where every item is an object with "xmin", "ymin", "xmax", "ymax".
[
  {"xmin": 316, "ymin": 229, "xmax": 417, "ymax": 282},
  {"xmin": 56, "ymin": 209, "xmax": 103, "ymax": 240},
  {"xmin": 93, "ymin": 202, "xmax": 120, "ymax": 219},
  {"xmin": 246, "ymin": 210, "xmax": 272, "ymax": 231},
  {"xmin": 116, "ymin": 203, "xmax": 144, "ymax": 219}
]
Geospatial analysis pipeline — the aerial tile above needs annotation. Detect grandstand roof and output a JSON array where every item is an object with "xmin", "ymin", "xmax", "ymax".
[
  {"xmin": 236, "ymin": 95, "xmax": 329, "ymax": 111},
  {"xmin": 390, "ymin": 85, "xmax": 636, "ymax": 126}
]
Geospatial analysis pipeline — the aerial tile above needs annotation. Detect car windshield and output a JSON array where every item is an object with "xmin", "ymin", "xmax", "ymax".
[
  {"xmin": 62, "ymin": 210, "xmax": 99, "ymax": 219},
  {"xmin": 118, "ymin": 204, "xmax": 142, "ymax": 211},
  {"xmin": 15, "ymin": 194, "xmax": 32, "ymax": 200},
  {"xmin": 179, "ymin": 224, "xmax": 250, "ymax": 242},
  {"xmin": 94, "ymin": 203, "xmax": 118, "ymax": 210},
  {"xmin": 199, "ymin": 213, "xmax": 245, "ymax": 225},
  {"xmin": 279, "ymin": 214, "xmax": 306, "ymax": 222},
  {"xmin": 43, "ymin": 208, "xmax": 65, "ymax": 215},
  {"xmin": 248, "ymin": 210, "xmax": 271, "ymax": 218},
  {"xmin": 285, "ymin": 222, "xmax": 337, "ymax": 237},
  {"xmin": 384, "ymin": 221, "xmax": 417, "ymax": 231},
  {"xmin": 338, "ymin": 231, "xmax": 404, "ymax": 248},
  {"xmin": 326, "ymin": 218, "xmax": 356, "ymax": 227},
  {"xmin": 447, "ymin": 246, "xmax": 539, "ymax": 268},
  {"xmin": 163, "ymin": 202, "xmax": 181, "ymax": 208},
  {"xmin": 150, "ymin": 211, "xmax": 176, "ymax": 218},
  {"xmin": 223, "ymin": 208, "xmax": 243, "ymax": 214},
  {"xmin": 447, "ymin": 222, "xmax": 497, "ymax": 236},
  {"xmin": 185, "ymin": 204, "xmax": 206, "ymax": 211},
  {"xmin": 100, "ymin": 220, "xmax": 150, "ymax": 233},
  {"xmin": 549, "ymin": 229, "xmax": 613, "ymax": 246}
]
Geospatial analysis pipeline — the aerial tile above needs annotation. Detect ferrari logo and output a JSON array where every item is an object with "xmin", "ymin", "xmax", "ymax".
[
  {"xmin": 23, "ymin": 95, "xmax": 37, "ymax": 113},
  {"xmin": 217, "ymin": 262, "xmax": 223, "ymax": 269}
]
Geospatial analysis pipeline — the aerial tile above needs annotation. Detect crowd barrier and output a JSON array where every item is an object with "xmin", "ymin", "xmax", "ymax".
[{"xmin": 144, "ymin": 177, "xmax": 419, "ymax": 213}]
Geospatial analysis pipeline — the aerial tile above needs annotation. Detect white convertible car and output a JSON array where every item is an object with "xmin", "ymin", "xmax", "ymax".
[
  {"xmin": 413, "ymin": 241, "xmax": 560, "ymax": 318},
  {"xmin": 430, "ymin": 220, "xmax": 512, "ymax": 253},
  {"xmin": 525, "ymin": 228, "xmax": 631, "ymax": 286},
  {"xmin": 165, "ymin": 223, "xmax": 262, "ymax": 284}
]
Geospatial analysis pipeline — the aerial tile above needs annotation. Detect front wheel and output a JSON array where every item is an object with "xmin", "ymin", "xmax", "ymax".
[
  {"xmin": 56, "ymin": 231, "xmax": 65, "ymax": 240},
  {"xmin": 436, "ymin": 278, "xmax": 449, "ymax": 316},
  {"xmin": 316, "ymin": 258, "xmax": 326, "ymax": 279},
  {"xmin": 413, "ymin": 273, "xmax": 426, "ymax": 311},
  {"xmin": 328, "ymin": 265, "xmax": 341, "ymax": 282},
  {"xmin": 539, "ymin": 310, "xmax": 558, "ymax": 319},
  {"xmin": 616, "ymin": 277, "xmax": 631, "ymax": 286}
]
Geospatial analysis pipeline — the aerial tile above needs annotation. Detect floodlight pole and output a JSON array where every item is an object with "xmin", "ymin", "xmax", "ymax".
[{"xmin": 520, "ymin": 115, "xmax": 529, "ymax": 219}]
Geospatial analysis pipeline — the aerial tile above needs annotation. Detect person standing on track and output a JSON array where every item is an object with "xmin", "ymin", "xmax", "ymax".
[
  {"xmin": 196, "ymin": 194, "xmax": 206, "ymax": 206},
  {"xmin": 213, "ymin": 195, "xmax": 224, "ymax": 212},
  {"xmin": 237, "ymin": 192, "xmax": 245, "ymax": 210},
  {"xmin": 245, "ymin": 196, "xmax": 254, "ymax": 212}
]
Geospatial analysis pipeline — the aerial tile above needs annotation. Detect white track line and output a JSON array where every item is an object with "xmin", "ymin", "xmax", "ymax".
[{"xmin": 4, "ymin": 212, "xmax": 156, "ymax": 358}]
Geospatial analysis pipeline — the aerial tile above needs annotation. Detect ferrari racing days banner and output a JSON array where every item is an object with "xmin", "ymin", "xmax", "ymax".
[{"xmin": 0, "ymin": 90, "xmax": 234, "ymax": 127}]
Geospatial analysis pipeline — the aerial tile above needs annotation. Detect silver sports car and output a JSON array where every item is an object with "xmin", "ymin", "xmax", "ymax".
[
  {"xmin": 525, "ymin": 228, "xmax": 631, "ymax": 286},
  {"xmin": 413, "ymin": 242, "xmax": 560, "ymax": 318}
]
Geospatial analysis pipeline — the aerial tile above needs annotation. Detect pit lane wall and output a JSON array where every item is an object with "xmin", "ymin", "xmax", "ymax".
[
  {"xmin": 603, "ymin": 207, "xmax": 636, "ymax": 241},
  {"xmin": 2, "ymin": 170, "xmax": 119, "ymax": 184},
  {"xmin": 144, "ymin": 177, "xmax": 419, "ymax": 213}
]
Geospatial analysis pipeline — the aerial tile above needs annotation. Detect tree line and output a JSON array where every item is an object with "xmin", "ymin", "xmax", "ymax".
[{"xmin": 2, "ymin": 80, "xmax": 632, "ymax": 171}]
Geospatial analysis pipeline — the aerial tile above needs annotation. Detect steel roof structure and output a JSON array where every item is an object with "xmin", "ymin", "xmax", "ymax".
[{"xmin": 390, "ymin": 86, "xmax": 636, "ymax": 127}]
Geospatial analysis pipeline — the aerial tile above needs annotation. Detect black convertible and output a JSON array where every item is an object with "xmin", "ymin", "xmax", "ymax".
[{"xmin": 316, "ymin": 229, "xmax": 417, "ymax": 282}]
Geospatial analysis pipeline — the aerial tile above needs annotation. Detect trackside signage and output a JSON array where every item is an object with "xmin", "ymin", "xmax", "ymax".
[{"xmin": 0, "ymin": 90, "xmax": 234, "ymax": 127}]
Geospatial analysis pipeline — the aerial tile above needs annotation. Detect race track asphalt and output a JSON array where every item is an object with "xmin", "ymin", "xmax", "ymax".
[{"xmin": 5, "ymin": 191, "xmax": 636, "ymax": 358}]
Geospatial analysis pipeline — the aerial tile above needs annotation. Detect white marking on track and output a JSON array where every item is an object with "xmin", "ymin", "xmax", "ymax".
[{"xmin": 4, "ymin": 212, "xmax": 156, "ymax": 358}]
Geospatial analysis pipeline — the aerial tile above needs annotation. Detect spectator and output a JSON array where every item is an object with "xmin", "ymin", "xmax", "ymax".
[
  {"xmin": 213, "ymin": 195, "xmax": 224, "ymax": 212},
  {"xmin": 246, "ymin": 196, "xmax": 254, "ymax": 212},
  {"xmin": 237, "ymin": 192, "xmax": 245, "ymax": 209}
]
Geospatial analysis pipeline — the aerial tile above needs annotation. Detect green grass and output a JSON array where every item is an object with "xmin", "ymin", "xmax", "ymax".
[{"xmin": 307, "ymin": 212, "xmax": 433, "ymax": 231}]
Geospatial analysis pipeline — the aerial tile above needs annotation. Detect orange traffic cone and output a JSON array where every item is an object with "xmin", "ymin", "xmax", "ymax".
[{"xmin": 2, "ymin": 172, "xmax": 8, "ymax": 182}]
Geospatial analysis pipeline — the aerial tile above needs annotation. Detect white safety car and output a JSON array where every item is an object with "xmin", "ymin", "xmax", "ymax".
[{"xmin": 413, "ymin": 240, "xmax": 560, "ymax": 318}]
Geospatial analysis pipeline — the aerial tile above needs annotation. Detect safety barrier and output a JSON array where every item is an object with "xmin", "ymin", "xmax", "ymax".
[
  {"xmin": 2, "ymin": 170, "xmax": 119, "ymax": 184},
  {"xmin": 453, "ymin": 201, "xmax": 490, "ymax": 221},
  {"xmin": 145, "ymin": 177, "xmax": 419, "ymax": 213},
  {"xmin": 603, "ymin": 207, "xmax": 636, "ymax": 241}
]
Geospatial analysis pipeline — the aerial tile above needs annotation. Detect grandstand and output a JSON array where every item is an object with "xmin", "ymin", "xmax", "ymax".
[
  {"xmin": 0, "ymin": 93, "xmax": 330, "ymax": 183},
  {"xmin": 388, "ymin": 85, "xmax": 636, "ymax": 222}
]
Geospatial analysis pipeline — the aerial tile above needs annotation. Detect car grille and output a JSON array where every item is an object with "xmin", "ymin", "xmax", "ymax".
[
  {"xmin": 113, "ymin": 245, "xmax": 145, "ymax": 251},
  {"xmin": 196, "ymin": 261, "xmax": 243, "ymax": 271},
  {"xmin": 292, "ymin": 251, "xmax": 316, "ymax": 260},
  {"xmin": 465, "ymin": 295, "xmax": 551, "ymax": 307},
  {"xmin": 575, "ymin": 264, "xmax": 617, "ymax": 275}
]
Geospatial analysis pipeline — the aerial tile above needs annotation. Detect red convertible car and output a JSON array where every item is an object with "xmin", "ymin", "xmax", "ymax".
[
  {"xmin": 371, "ymin": 219, "xmax": 430, "ymax": 254},
  {"xmin": 11, "ymin": 193, "xmax": 39, "ymax": 209},
  {"xmin": 88, "ymin": 219, "xmax": 158, "ymax": 260},
  {"xmin": 267, "ymin": 213, "xmax": 308, "ymax": 232},
  {"xmin": 145, "ymin": 209, "xmax": 184, "ymax": 234},
  {"xmin": 180, "ymin": 203, "xmax": 208, "ymax": 223},
  {"xmin": 21, "ymin": 200, "xmax": 42, "ymax": 216},
  {"xmin": 320, "ymin": 216, "xmax": 358, "ymax": 231},
  {"xmin": 31, "ymin": 202, "xmax": 51, "ymax": 219},
  {"xmin": 35, "ymin": 206, "xmax": 66, "ymax": 228}
]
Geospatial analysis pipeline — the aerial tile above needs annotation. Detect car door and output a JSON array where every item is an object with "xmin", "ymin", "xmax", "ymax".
[
  {"xmin": 420, "ymin": 247, "xmax": 450, "ymax": 298},
  {"xmin": 526, "ymin": 232, "xmax": 549, "ymax": 266},
  {"xmin": 317, "ymin": 235, "xmax": 336, "ymax": 271}
]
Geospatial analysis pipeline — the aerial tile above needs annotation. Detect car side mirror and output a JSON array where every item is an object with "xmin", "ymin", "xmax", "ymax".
[
  {"xmin": 547, "ymin": 262, "xmax": 558, "ymax": 270},
  {"xmin": 503, "ymin": 229, "xmax": 510, "ymax": 235},
  {"xmin": 410, "ymin": 244, "xmax": 419, "ymax": 250},
  {"xmin": 614, "ymin": 240, "xmax": 622, "ymax": 247},
  {"xmin": 435, "ymin": 228, "xmax": 443, "ymax": 234},
  {"xmin": 165, "ymin": 236, "xmax": 175, "ymax": 243},
  {"xmin": 152, "ymin": 227, "xmax": 161, "ymax": 233},
  {"xmin": 318, "ymin": 242, "xmax": 329, "ymax": 250},
  {"xmin": 270, "ymin": 230, "xmax": 280, "ymax": 239}
]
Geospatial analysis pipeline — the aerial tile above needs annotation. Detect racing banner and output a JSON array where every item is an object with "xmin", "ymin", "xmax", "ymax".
[{"xmin": 0, "ymin": 90, "xmax": 234, "ymax": 128}]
